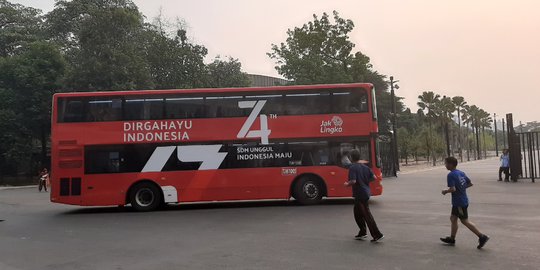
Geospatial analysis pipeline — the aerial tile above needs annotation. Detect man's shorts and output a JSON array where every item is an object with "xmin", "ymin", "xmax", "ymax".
[{"xmin": 451, "ymin": 206, "xmax": 468, "ymax": 219}]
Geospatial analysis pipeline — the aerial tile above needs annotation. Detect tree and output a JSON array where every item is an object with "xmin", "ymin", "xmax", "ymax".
[
  {"xmin": 452, "ymin": 96, "xmax": 467, "ymax": 161},
  {"xmin": 397, "ymin": 127, "xmax": 412, "ymax": 165},
  {"xmin": 461, "ymin": 105, "xmax": 472, "ymax": 161},
  {"xmin": 0, "ymin": 87, "xmax": 33, "ymax": 175},
  {"xmin": 0, "ymin": 41, "xmax": 66, "ymax": 166},
  {"xmin": 437, "ymin": 96, "xmax": 455, "ymax": 157},
  {"xmin": 205, "ymin": 56, "xmax": 251, "ymax": 88},
  {"xmin": 268, "ymin": 11, "xmax": 404, "ymax": 134},
  {"xmin": 45, "ymin": 0, "xmax": 153, "ymax": 91},
  {"xmin": 417, "ymin": 91, "xmax": 440, "ymax": 165},
  {"xmin": 268, "ymin": 11, "xmax": 356, "ymax": 84},
  {"xmin": 1, "ymin": 0, "xmax": 256, "ymax": 181},
  {"xmin": 0, "ymin": 0, "xmax": 43, "ymax": 57},
  {"xmin": 0, "ymin": 1, "xmax": 66, "ymax": 175},
  {"xmin": 139, "ymin": 20, "xmax": 208, "ymax": 90},
  {"xmin": 479, "ymin": 109, "xmax": 492, "ymax": 159},
  {"xmin": 465, "ymin": 105, "xmax": 482, "ymax": 159}
]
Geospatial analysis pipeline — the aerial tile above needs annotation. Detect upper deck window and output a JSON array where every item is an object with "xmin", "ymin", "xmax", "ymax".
[
  {"xmin": 56, "ymin": 87, "xmax": 369, "ymax": 123},
  {"xmin": 86, "ymin": 98, "xmax": 122, "ymax": 122}
]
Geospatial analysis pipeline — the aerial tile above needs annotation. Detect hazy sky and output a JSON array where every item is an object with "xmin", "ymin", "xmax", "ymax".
[{"xmin": 11, "ymin": 0, "xmax": 540, "ymax": 124}]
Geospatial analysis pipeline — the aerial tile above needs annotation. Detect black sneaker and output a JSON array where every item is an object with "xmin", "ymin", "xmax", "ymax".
[
  {"xmin": 477, "ymin": 235, "xmax": 489, "ymax": 249},
  {"xmin": 440, "ymin": 236, "xmax": 455, "ymax": 245},
  {"xmin": 371, "ymin": 234, "xmax": 384, "ymax": 242},
  {"xmin": 355, "ymin": 233, "xmax": 368, "ymax": 240}
]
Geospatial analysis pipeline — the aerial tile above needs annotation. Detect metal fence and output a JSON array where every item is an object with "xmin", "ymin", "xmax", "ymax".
[
  {"xmin": 516, "ymin": 132, "xmax": 540, "ymax": 182},
  {"xmin": 379, "ymin": 139, "xmax": 396, "ymax": 177}
]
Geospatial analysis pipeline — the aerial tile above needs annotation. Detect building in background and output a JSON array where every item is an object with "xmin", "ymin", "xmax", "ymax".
[{"xmin": 247, "ymin": 74, "xmax": 289, "ymax": 87}]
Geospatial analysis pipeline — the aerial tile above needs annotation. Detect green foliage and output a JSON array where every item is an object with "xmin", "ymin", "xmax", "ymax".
[
  {"xmin": 139, "ymin": 23, "xmax": 208, "ymax": 89},
  {"xmin": 0, "ymin": 0, "xmax": 255, "ymax": 178},
  {"xmin": 268, "ymin": 11, "xmax": 357, "ymax": 84},
  {"xmin": 205, "ymin": 56, "xmax": 251, "ymax": 88},
  {"xmin": 0, "ymin": 0, "xmax": 43, "ymax": 57},
  {"xmin": 399, "ymin": 91, "xmax": 495, "ymax": 164},
  {"xmin": 268, "ymin": 11, "xmax": 404, "ymax": 133},
  {"xmin": 397, "ymin": 127, "xmax": 411, "ymax": 160},
  {"xmin": 45, "ymin": 0, "xmax": 151, "ymax": 90},
  {"xmin": 417, "ymin": 91, "xmax": 440, "ymax": 118},
  {"xmin": 0, "ymin": 41, "xmax": 66, "ymax": 171},
  {"xmin": 0, "ymin": 88, "xmax": 33, "ymax": 174}
]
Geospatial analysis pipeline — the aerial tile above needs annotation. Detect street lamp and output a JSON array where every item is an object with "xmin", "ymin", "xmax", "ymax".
[{"xmin": 389, "ymin": 76, "xmax": 399, "ymax": 176}]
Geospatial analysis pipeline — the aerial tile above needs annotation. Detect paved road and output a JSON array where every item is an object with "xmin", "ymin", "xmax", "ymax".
[{"xmin": 1, "ymin": 159, "xmax": 539, "ymax": 270}]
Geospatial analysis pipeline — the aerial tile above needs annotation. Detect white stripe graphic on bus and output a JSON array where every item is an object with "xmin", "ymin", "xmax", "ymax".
[{"xmin": 141, "ymin": 145, "xmax": 227, "ymax": 172}]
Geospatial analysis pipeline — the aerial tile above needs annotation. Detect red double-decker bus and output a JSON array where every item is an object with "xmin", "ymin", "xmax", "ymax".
[{"xmin": 50, "ymin": 83, "xmax": 382, "ymax": 211}]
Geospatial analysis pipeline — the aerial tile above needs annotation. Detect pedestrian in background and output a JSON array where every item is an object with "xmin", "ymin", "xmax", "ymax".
[
  {"xmin": 499, "ymin": 149, "xmax": 510, "ymax": 182},
  {"xmin": 38, "ymin": 168, "xmax": 49, "ymax": 192},
  {"xmin": 344, "ymin": 149, "xmax": 384, "ymax": 242}
]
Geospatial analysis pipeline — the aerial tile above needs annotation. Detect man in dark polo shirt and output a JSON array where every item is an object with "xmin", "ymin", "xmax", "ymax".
[{"xmin": 343, "ymin": 149, "xmax": 384, "ymax": 242}]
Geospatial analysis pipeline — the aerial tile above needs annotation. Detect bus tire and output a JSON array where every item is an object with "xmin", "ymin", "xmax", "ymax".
[
  {"xmin": 129, "ymin": 182, "xmax": 162, "ymax": 212},
  {"xmin": 293, "ymin": 176, "xmax": 324, "ymax": 205}
]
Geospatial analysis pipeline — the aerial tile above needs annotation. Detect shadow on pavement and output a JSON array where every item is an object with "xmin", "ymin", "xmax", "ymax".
[{"xmin": 59, "ymin": 198, "xmax": 356, "ymax": 215}]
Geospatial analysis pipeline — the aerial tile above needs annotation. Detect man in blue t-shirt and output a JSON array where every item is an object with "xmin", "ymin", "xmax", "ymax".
[
  {"xmin": 440, "ymin": 157, "xmax": 489, "ymax": 249},
  {"xmin": 499, "ymin": 149, "xmax": 510, "ymax": 182},
  {"xmin": 343, "ymin": 149, "xmax": 384, "ymax": 242}
]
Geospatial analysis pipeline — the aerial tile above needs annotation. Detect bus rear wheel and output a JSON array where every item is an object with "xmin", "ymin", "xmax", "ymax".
[
  {"xmin": 293, "ymin": 176, "xmax": 324, "ymax": 205},
  {"xmin": 129, "ymin": 182, "xmax": 162, "ymax": 212}
]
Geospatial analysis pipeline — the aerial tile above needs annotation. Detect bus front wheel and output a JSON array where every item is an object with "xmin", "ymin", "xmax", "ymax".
[
  {"xmin": 293, "ymin": 176, "xmax": 324, "ymax": 205},
  {"xmin": 129, "ymin": 182, "xmax": 162, "ymax": 212}
]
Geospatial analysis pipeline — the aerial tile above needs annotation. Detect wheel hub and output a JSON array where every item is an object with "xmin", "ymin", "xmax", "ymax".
[
  {"xmin": 135, "ymin": 188, "xmax": 155, "ymax": 207},
  {"xmin": 303, "ymin": 182, "xmax": 319, "ymax": 199}
]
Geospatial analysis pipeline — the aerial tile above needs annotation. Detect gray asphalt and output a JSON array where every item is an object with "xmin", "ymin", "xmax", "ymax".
[{"xmin": 1, "ymin": 159, "xmax": 539, "ymax": 270}]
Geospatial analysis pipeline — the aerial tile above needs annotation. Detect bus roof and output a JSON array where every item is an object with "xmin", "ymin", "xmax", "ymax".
[{"xmin": 53, "ymin": 83, "xmax": 373, "ymax": 98}]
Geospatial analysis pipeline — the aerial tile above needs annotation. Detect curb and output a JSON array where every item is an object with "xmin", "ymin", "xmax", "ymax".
[
  {"xmin": 0, "ymin": 185, "xmax": 37, "ymax": 191},
  {"xmin": 398, "ymin": 157, "xmax": 498, "ymax": 175}
]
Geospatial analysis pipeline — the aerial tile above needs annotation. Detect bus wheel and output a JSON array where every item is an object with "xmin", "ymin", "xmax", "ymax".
[
  {"xmin": 129, "ymin": 182, "xmax": 162, "ymax": 212},
  {"xmin": 293, "ymin": 176, "xmax": 324, "ymax": 205}
]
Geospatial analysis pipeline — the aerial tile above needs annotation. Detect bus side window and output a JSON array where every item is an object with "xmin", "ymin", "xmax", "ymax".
[
  {"xmin": 85, "ymin": 148, "xmax": 121, "ymax": 174},
  {"xmin": 244, "ymin": 94, "xmax": 285, "ymax": 116},
  {"xmin": 352, "ymin": 91, "xmax": 368, "ymax": 112},
  {"xmin": 330, "ymin": 142, "xmax": 354, "ymax": 168},
  {"xmin": 165, "ymin": 97, "xmax": 205, "ymax": 119},
  {"xmin": 287, "ymin": 141, "xmax": 328, "ymax": 166},
  {"xmin": 284, "ymin": 94, "xmax": 306, "ymax": 115},
  {"xmin": 124, "ymin": 99, "xmax": 164, "ymax": 120},
  {"xmin": 332, "ymin": 92, "xmax": 351, "ymax": 113},
  {"xmin": 86, "ymin": 99, "xmax": 122, "ymax": 122},
  {"xmin": 60, "ymin": 99, "xmax": 85, "ymax": 122},
  {"xmin": 205, "ymin": 96, "xmax": 244, "ymax": 118},
  {"xmin": 333, "ymin": 90, "xmax": 368, "ymax": 113}
]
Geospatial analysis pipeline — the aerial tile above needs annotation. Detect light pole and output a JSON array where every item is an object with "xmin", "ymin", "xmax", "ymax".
[{"xmin": 389, "ymin": 76, "xmax": 399, "ymax": 175}]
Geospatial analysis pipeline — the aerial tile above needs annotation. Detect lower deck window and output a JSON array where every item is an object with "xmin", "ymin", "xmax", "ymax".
[{"xmin": 84, "ymin": 139, "xmax": 371, "ymax": 174}]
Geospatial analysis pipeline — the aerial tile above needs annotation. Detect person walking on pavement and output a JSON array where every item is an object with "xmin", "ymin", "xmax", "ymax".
[
  {"xmin": 499, "ymin": 149, "xmax": 510, "ymax": 182},
  {"xmin": 344, "ymin": 149, "xmax": 384, "ymax": 242},
  {"xmin": 440, "ymin": 157, "xmax": 489, "ymax": 249},
  {"xmin": 38, "ymin": 168, "xmax": 49, "ymax": 192}
]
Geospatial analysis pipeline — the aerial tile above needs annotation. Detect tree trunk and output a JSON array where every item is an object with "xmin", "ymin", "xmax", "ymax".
[
  {"xmin": 429, "ymin": 119, "xmax": 436, "ymax": 166},
  {"xmin": 458, "ymin": 109, "xmax": 462, "ymax": 162},
  {"xmin": 475, "ymin": 124, "xmax": 481, "ymax": 160},
  {"xmin": 466, "ymin": 122, "xmax": 470, "ymax": 161},
  {"xmin": 445, "ymin": 120, "xmax": 451, "ymax": 157},
  {"xmin": 482, "ymin": 126, "xmax": 487, "ymax": 158},
  {"xmin": 40, "ymin": 125, "xmax": 47, "ymax": 168}
]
